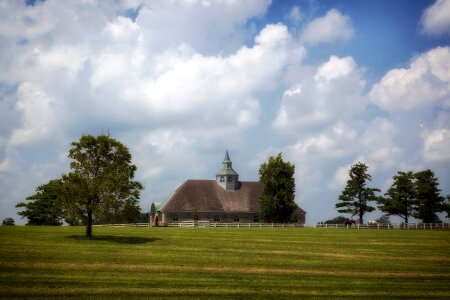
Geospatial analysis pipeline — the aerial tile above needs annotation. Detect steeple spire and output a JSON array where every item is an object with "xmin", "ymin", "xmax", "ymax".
[
  {"xmin": 224, "ymin": 150, "xmax": 231, "ymax": 162},
  {"xmin": 216, "ymin": 150, "xmax": 239, "ymax": 190}
]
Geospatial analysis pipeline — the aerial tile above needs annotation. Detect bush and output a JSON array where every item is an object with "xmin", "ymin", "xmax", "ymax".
[
  {"xmin": 321, "ymin": 216, "xmax": 348, "ymax": 224},
  {"xmin": 2, "ymin": 217, "xmax": 15, "ymax": 226}
]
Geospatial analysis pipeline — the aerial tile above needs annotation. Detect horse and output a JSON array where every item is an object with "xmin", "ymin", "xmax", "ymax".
[{"xmin": 344, "ymin": 219, "xmax": 355, "ymax": 227}]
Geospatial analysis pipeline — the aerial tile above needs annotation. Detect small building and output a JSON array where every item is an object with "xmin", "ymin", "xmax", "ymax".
[{"xmin": 153, "ymin": 151, "xmax": 306, "ymax": 225}]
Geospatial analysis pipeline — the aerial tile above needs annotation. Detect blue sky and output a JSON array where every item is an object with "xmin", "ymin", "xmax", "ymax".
[{"xmin": 1, "ymin": 0, "xmax": 450, "ymax": 225}]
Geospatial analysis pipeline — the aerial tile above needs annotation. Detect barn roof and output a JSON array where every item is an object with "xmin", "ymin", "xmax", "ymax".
[{"xmin": 159, "ymin": 179, "xmax": 306, "ymax": 214}]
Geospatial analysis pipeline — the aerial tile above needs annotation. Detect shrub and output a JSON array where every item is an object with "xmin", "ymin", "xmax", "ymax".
[{"xmin": 2, "ymin": 217, "xmax": 15, "ymax": 226}]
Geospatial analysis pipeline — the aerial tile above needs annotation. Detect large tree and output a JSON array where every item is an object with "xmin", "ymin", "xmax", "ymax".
[
  {"xmin": 259, "ymin": 153, "xmax": 296, "ymax": 223},
  {"xmin": 413, "ymin": 169, "xmax": 445, "ymax": 223},
  {"xmin": 16, "ymin": 179, "xmax": 65, "ymax": 226},
  {"xmin": 444, "ymin": 195, "xmax": 450, "ymax": 221},
  {"xmin": 378, "ymin": 171, "xmax": 416, "ymax": 224},
  {"xmin": 336, "ymin": 162, "xmax": 380, "ymax": 224},
  {"xmin": 63, "ymin": 134, "xmax": 143, "ymax": 237}
]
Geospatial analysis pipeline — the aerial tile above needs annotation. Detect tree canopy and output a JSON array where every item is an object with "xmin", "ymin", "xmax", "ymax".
[
  {"xmin": 2, "ymin": 217, "xmax": 15, "ymax": 226},
  {"xmin": 259, "ymin": 153, "xmax": 296, "ymax": 223},
  {"xmin": 16, "ymin": 179, "xmax": 65, "ymax": 225},
  {"xmin": 17, "ymin": 134, "xmax": 143, "ymax": 237},
  {"xmin": 378, "ymin": 171, "xmax": 416, "ymax": 224},
  {"xmin": 413, "ymin": 169, "xmax": 445, "ymax": 223},
  {"xmin": 336, "ymin": 162, "xmax": 380, "ymax": 224},
  {"xmin": 64, "ymin": 134, "xmax": 143, "ymax": 237}
]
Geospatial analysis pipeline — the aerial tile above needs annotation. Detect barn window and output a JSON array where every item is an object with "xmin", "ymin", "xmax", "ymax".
[
  {"xmin": 228, "ymin": 177, "xmax": 233, "ymax": 182},
  {"xmin": 172, "ymin": 214, "xmax": 179, "ymax": 222},
  {"xmin": 220, "ymin": 176, "xmax": 225, "ymax": 182},
  {"xmin": 213, "ymin": 215, "xmax": 220, "ymax": 222},
  {"xmin": 292, "ymin": 216, "xmax": 298, "ymax": 223},
  {"xmin": 254, "ymin": 215, "xmax": 259, "ymax": 223},
  {"xmin": 233, "ymin": 215, "xmax": 240, "ymax": 222}
]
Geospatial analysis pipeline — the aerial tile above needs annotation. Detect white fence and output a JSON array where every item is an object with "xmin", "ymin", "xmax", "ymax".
[
  {"xmin": 93, "ymin": 222, "xmax": 305, "ymax": 228},
  {"xmin": 315, "ymin": 223, "xmax": 449, "ymax": 230},
  {"xmin": 94, "ymin": 222, "xmax": 449, "ymax": 229},
  {"xmin": 94, "ymin": 223, "xmax": 150, "ymax": 227},
  {"xmin": 167, "ymin": 221, "xmax": 305, "ymax": 228}
]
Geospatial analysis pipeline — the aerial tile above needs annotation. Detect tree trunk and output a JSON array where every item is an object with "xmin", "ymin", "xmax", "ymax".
[
  {"xmin": 86, "ymin": 210, "xmax": 93, "ymax": 238},
  {"xmin": 359, "ymin": 211, "xmax": 364, "ymax": 224}
]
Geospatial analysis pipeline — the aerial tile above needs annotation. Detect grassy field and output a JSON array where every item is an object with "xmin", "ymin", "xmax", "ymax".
[{"xmin": 0, "ymin": 226, "xmax": 449, "ymax": 299}]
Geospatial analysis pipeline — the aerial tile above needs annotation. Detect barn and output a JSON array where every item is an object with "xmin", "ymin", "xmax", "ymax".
[{"xmin": 152, "ymin": 151, "xmax": 306, "ymax": 225}]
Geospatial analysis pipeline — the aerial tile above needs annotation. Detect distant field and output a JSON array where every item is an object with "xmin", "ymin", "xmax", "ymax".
[{"xmin": 1, "ymin": 226, "xmax": 449, "ymax": 299}]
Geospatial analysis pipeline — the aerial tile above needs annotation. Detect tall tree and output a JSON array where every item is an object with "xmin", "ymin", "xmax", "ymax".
[
  {"xmin": 16, "ymin": 179, "xmax": 65, "ymax": 226},
  {"xmin": 63, "ymin": 134, "xmax": 143, "ymax": 238},
  {"xmin": 336, "ymin": 162, "xmax": 380, "ymax": 224},
  {"xmin": 259, "ymin": 153, "xmax": 296, "ymax": 223},
  {"xmin": 378, "ymin": 171, "xmax": 416, "ymax": 224},
  {"xmin": 444, "ymin": 195, "xmax": 450, "ymax": 221},
  {"xmin": 414, "ymin": 169, "xmax": 445, "ymax": 223}
]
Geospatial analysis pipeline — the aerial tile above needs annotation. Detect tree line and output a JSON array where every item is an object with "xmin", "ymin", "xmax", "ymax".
[{"xmin": 336, "ymin": 162, "xmax": 450, "ymax": 224}]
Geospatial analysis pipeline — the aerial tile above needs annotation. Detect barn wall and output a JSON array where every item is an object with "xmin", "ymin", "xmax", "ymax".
[{"xmin": 163, "ymin": 211, "xmax": 306, "ymax": 224}]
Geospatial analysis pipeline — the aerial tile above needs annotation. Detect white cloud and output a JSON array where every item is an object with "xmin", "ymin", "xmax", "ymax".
[
  {"xmin": 135, "ymin": 0, "xmax": 271, "ymax": 54},
  {"xmin": 11, "ymin": 82, "xmax": 57, "ymax": 145},
  {"xmin": 287, "ymin": 6, "xmax": 302, "ymax": 23},
  {"xmin": 0, "ymin": 157, "xmax": 11, "ymax": 173},
  {"xmin": 421, "ymin": 0, "xmax": 450, "ymax": 36},
  {"xmin": 273, "ymin": 55, "xmax": 365, "ymax": 133},
  {"xmin": 314, "ymin": 56, "xmax": 356, "ymax": 82},
  {"xmin": 360, "ymin": 118, "xmax": 401, "ymax": 170},
  {"xmin": 329, "ymin": 163, "xmax": 352, "ymax": 190},
  {"xmin": 117, "ymin": 23, "xmax": 299, "ymax": 128},
  {"xmin": 423, "ymin": 129, "xmax": 450, "ymax": 161},
  {"xmin": 369, "ymin": 46, "xmax": 450, "ymax": 112},
  {"xmin": 287, "ymin": 121, "xmax": 358, "ymax": 159},
  {"xmin": 37, "ymin": 45, "xmax": 88, "ymax": 73},
  {"xmin": 105, "ymin": 15, "xmax": 140, "ymax": 41},
  {"xmin": 300, "ymin": 9, "xmax": 354, "ymax": 45}
]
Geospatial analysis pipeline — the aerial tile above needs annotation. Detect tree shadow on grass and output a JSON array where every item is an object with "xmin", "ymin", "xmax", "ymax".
[{"xmin": 66, "ymin": 235, "xmax": 160, "ymax": 244}]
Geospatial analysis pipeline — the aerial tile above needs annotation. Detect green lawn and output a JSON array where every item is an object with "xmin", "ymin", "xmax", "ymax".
[{"xmin": 0, "ymin": 226, "xmax": 449, "ymax": 299}]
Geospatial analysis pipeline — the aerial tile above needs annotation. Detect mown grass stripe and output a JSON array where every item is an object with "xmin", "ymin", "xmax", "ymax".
[{"xmin": 2, "ymin": 261, "xmax": 449, "ymax": 279}]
